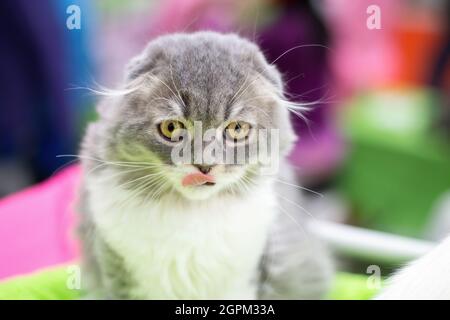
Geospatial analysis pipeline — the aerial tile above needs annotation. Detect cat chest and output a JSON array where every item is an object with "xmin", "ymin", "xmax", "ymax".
[{"xmin": 90, "ymin": 189, "xmax": 277, "ymax": 298}]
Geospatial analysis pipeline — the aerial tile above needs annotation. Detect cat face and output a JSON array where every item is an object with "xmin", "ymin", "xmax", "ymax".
[{"xmin": 83, "ymin": 32, "xmax": 295, "ymax": 201}]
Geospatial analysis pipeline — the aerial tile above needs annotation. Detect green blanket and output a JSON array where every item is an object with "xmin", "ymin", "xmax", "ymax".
[{"xmin": 0, "ymin": 266, "xmax": 379, "ymax": 300}]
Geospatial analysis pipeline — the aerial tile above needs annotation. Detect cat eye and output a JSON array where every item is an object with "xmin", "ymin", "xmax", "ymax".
[
  {"xmin": 158, "ymin": 120, "xmax": 185, "ymax": 141},
  {"xmin": 224, "ymin": 121, "xmax": 251, "ymax": 142}
]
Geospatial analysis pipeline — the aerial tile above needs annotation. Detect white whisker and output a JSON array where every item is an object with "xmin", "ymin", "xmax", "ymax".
[
  {"xmin": 275, "ymin": 192, "xmax": 316, "ymax": 221},
  {"xmin": 274, "ymin": 178, "xmax": 323, "ymax": 198},
  {"xmin": 270, "ymin": 44, "xmax": 332, "ymax": 66}
]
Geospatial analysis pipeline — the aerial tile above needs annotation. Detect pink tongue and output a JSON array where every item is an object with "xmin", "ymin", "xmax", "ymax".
[{"xmin": 182, "ymin": 173, "xmax": 215, "ymax": 187}]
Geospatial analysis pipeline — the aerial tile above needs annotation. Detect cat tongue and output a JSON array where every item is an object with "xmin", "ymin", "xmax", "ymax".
[{"xmin": 182, "ymin": 173, "xmax": 215, "ymax": 187}]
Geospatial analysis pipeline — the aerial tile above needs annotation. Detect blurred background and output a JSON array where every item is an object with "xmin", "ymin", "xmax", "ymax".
[{"xmin": 0, "ymin": 0, "xmax": 449, "ymax": 281}]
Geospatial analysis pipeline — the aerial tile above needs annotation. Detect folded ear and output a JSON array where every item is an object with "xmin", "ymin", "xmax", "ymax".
[
  {"xmin": 261, "ymin": 63, "xmax": 284, "ymax": 94},
  {"xmin": 250, "ymin": 49, "xmax": 284, "ymax": 95},
  {"xmin": 253, "ymin": 54, "xmax": 296, "ymax": 155},
  {"xmin": 124, "ymin": 42, "xmax": 166, "ymax": 82}
]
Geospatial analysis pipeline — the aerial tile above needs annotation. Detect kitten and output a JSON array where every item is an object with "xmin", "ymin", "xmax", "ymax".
[
  {"xmin": 378, "ymin": 234, "xmax": 450, "ymax": 299},
  {"xmin": 77, "ymin": 32, "xmax": 333, "ymax": 299}
]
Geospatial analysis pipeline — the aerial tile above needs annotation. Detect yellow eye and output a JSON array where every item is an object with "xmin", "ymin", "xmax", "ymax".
[
  {"xmin": 225, "ymin": 121, "xmax": 251, "ymax": 142},
  {"xmin": 159, "ymin": 120, "xmax": 185, "ymax": 140}
]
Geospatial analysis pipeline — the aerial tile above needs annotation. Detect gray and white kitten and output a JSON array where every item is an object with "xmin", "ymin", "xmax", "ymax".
[{"xmin": 78, "ymin": 32, "xmax": 333, "ymax": 299}]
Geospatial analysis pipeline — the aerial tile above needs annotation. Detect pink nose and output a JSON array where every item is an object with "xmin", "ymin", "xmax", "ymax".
[{"xmin": 182, "ymin": 172, "xmax": 215, "ymax": 187}]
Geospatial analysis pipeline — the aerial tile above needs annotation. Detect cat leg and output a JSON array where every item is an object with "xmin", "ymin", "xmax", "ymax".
[{"xmin": 258, "ymin": 211, "xmax": 334, "ymax": 299}]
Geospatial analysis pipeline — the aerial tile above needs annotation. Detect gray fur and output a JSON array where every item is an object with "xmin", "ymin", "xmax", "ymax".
[
  {"xmin": 259, "ymin": 165, "xmax": 334, "ymax": 299},
  {"xmin": 78, "ymin": 31, "xmax": 332, "ymax": 299}
]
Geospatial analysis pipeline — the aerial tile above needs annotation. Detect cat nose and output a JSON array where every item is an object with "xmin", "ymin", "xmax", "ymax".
[{"xmin": 195, "ymin": 165, "xmax": 213, "ymax": 175}]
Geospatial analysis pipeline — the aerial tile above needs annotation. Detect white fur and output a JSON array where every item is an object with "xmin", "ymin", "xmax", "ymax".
[
  {"xmin": 87, "ymin": 170, "xmax": 278, "ymax": 299},
  {"xmin": 378, "ymin": 235, "xmax": 450, "ymax": 299}
]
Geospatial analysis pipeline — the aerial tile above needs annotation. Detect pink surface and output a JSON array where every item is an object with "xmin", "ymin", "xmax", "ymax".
[{"xmin": 0, "ymin": 165, "xmax": 81, "ymax": 280}]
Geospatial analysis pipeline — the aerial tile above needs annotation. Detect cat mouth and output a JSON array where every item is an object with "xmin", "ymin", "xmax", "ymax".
[{"xmin": 182, "ymin": 173, "xmax": 216, "ymax": 187}]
